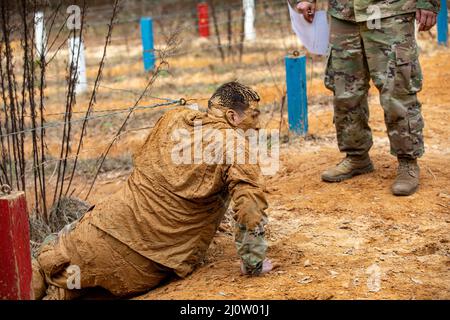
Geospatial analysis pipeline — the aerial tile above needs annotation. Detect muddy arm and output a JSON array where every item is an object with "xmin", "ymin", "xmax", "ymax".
[{"xmin": 225, "ymin": 163, "xmax": 269, "ymax": 275}]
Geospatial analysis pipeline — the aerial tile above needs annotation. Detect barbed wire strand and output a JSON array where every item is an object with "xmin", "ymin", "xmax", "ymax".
[{"xmin": 0, "ymin": 99, "xmax": 182, "ymax": 139}]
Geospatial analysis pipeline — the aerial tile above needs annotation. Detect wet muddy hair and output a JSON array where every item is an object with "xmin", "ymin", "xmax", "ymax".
[{"xmin": 208, "ymin": 81, "xmax": 260, "ymax": 114}]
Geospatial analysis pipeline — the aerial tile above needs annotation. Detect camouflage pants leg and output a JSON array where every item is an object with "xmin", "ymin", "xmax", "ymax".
[
  {"xmin": 325, "ymin": 16, "xmax": 373, "ymax": 156},
  {"xmin": 325, "ymin": 14, "xmax": 425, "ymax": 158},
  {"xmin": 361, "ymin": 13, "xmax": 424, "ymax": 158}
]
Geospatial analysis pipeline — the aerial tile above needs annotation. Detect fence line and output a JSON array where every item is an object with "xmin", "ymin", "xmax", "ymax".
[
  {"xmin": 0, "ymin": 99, "xmax": 182, "ymax": 139},
  {"xmin": 104, "ymin": 6, "xmax": 290, "ymax": 43},
  {"xmin": 85, "ymin": 0, "xmax": 287, "ymax": 26},
  {"xmin": 22, "ymin": 125, "xmax": 157, "ymax": 176}
]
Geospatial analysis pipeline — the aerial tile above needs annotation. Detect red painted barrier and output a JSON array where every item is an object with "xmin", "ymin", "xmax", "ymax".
[
  {"xmin": 197, "ymin": 3, "xmax": 210, "ymax": 38},
  {"xmin": 0, "ymin": 189, "xmax": 33, "ymax": 300}
]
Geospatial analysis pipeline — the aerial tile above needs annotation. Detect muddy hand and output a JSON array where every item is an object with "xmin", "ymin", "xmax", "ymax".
[
  {"xmin": 416, "ymin": 9, "xmax": 437, "ymax": 32},
  {"xmin": 296, "ymin": 1, "xmax": 316, "ymax": 23},
  {"xmin": 261, "ymin": 259, "xmax": 273, "ymax": 274},
  {"xmin": 240, "ymin": 258, "xmax": 274, "ymax": 275}
]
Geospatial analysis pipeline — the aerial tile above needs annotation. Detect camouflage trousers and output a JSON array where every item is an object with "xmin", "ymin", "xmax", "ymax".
[{"xmin": 325, "ymin": 13, "xmax": 424, "ymax": 158}]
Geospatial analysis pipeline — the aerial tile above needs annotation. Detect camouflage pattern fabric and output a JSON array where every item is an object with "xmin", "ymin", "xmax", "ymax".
[
  {"xmin": 325, "ymin": 13, "xmax": 425, "ymax": 158},
  {"xmin": 235, "ymin": 218, "xmax": 267, "ymax": 275},
  {"xmin": 297, "ymin": 0, "xmax": 440, "ymax": 22}
]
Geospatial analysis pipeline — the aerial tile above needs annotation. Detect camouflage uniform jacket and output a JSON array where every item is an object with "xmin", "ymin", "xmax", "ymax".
[{"xmin": 299, "ymin": 0, "xmax": 441, "ymax": 22}]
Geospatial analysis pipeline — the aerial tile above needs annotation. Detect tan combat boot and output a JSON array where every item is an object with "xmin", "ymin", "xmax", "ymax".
[
  {"xmin": 321, "ymin": 154, "xmax": 374, "ymax": 182},
  {"xmin": 392, "ymin": 157, "xmax": 420, "ymax": 196}
]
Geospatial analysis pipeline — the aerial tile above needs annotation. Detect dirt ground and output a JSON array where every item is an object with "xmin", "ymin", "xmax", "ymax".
[{"xmin": 36, "ymin": 22, "xmax": 449, "ymax": 299}]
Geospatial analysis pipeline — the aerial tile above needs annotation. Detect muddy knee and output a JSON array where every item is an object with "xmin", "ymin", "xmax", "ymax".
[{"xmin": 32, "ymin": 259, "xmax": 47, "ymax": 300}]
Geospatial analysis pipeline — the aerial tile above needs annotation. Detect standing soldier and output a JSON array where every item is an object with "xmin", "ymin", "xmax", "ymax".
[{"xmin": 295, "ymin": 0, "xmax": 440, "ymax": 196}]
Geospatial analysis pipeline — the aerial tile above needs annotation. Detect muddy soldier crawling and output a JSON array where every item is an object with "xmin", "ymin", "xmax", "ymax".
[
  {"xmin": 295, "ymin": 0, "xmax": 440, "ymax": 195},
  {"xmin": 32, "ymin": 82, "xmax": 273, "ymax": 299}
]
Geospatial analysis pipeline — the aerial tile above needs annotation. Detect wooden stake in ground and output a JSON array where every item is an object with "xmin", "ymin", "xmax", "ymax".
[{"xmin": 0, "ymin": 187, "xmax": 33, "ymax": 300}]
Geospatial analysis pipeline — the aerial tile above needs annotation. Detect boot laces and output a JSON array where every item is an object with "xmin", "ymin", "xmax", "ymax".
[
  {"xmin": 398, "ymin": 159, "xmax": 417, "ymax": 177},
  {"xmin": 339, "ymin": 156, "xmax": 367, "ymax": 168},
  {"xmin": 338, "ymin": 158, "xmax": 352, "ymax": 169}
]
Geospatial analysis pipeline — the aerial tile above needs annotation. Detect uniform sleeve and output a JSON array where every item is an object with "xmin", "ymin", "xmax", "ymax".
[
  {"xmin": 225, "ymin": 162, "xmax": 269, "ymax": 275},
  {"xmin": 416, "ymin": 0, "xmax": 441, "ymax": 13}
]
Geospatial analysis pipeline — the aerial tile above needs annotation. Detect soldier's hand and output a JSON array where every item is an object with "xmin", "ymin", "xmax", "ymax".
[
  {"xmin": 261, "ymin": 259, "xmax": 273, "ymax": 274},
  {"xmin": 240, "ymin": 258, "xmax": 274, "ymax": 275},
  {"xmin": 296, "ymin": 2, "xmax": 316, "ymax": 23},
  {"xmin": 416, "ymin": 9, "xmax": 437, "ymax": 32}
]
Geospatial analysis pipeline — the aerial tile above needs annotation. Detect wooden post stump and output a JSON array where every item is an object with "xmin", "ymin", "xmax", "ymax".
[{"xmin": 0, "ymin": 188, "xmax": 33, "ymax": 300}]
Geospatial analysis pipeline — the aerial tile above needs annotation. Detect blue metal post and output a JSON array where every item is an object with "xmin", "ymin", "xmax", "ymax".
[
  {"xmin": 285, "ymin": 54, "xmax": 308, "ymax": 135},
  {"xmin": 438, "ymin": 0, "xmax": 448, "ymax": 46},
  {"xmin": 140, "ymin": 17, "xmax": 155, "ymax": 71}
]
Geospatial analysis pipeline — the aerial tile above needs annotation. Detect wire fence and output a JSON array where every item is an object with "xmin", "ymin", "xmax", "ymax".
[
  {"xmin": 0, "ymin": 99, "xmax": 184, "ymax": 139},
  {"xmin": 84, "ymin": 0, "xmax": 288, "ymax": 26},
  {"xmin": 0, "ymin": 0, "xmax": 327, "ymax": 203},
  {"xmin": 81, "ymin": 1, "xmax": 292, "ymax": 50}
]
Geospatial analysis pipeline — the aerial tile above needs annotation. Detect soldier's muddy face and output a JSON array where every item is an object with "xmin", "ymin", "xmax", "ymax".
[{"xmin": 226, "ymin": 102, "xmax": 261, "ymax": 131}]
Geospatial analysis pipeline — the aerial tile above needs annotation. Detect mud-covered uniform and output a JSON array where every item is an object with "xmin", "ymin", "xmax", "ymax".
[
  {"xmin": 300, "ymin": 0, "xmax": 440, "ymax": 158},
  {"xmin": 35, "ymin": 107, "xmax": 268, "ymax": 299}
]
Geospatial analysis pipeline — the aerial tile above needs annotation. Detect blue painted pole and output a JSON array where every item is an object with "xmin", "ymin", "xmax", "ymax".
[
  {"xmin": 285, "ymin": 54, "xmax": 308, "ymax": 135},
  {"xmin": 437, "ymin": 0, "xmax": 448, "ymax": 46},
  {"xmin": 140, "ymin": 17, "xmax": 155, "ymax": 71}
]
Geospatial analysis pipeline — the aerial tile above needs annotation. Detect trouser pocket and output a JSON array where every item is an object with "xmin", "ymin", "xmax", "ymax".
[
  {"xmin": 408, "ymin": 111, "xmax": 425, "ymax": 157},
  {"xmin": 408, "ymin": 112, "xmax": 424, "ymax": 134},
  {"xmin": 393, "ymin": 43, "xmax": 423, "ymax": 95},
  {"xmin": 324, "ymin": 45, "xmax": 335, "ymax": 92}
]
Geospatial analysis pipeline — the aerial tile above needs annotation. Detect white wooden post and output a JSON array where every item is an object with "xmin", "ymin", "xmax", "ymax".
[
  {"xmin": 68, "ymin": 37, "xmax": 87, "ymax": 94},
  {"xmin": 243, "ymin": 0, "xmax": 256, "ymax": 41},
  {"xmin": 34, "ymin": 11, "xmax": 47, "ymax": 56}
]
